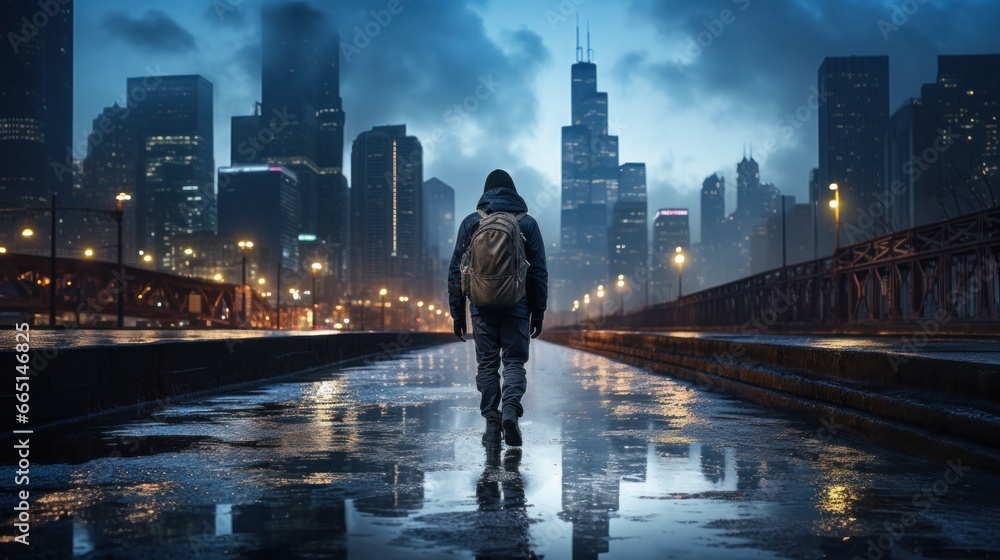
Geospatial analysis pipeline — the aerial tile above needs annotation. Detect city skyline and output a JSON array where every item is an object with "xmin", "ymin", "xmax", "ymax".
[{"xmin": 71, "ymin": 0, "xmax": 1000, "ymax": 249}]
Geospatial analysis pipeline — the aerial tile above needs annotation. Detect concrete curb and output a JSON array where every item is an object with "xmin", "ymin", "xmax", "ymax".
[{"xmin": 543, "ymin": 329, "xmax": 1000, "ymax": 471}]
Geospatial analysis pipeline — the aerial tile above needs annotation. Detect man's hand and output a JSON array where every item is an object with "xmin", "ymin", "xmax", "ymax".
[
  {"xmin": 529, "ymin": 319, "xmax": 543, "ymax": 339},
  {"xmin": 453, "ymin": 318, "xmax": 467, "ymax": 341}
]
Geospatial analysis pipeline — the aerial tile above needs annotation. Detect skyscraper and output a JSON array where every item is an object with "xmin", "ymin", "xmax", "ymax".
[
  {"xmin": 230, "ymin": 2, "xmax": 349, "ymax": 283},
  {"xmin": 130, "ymin": 75, "xmax": 215, "ymax": 271},
  {"xmin": 559, "ymin": 23, "xmax": 620, "ymax": 310},
  {"xmin": 700, "ymin": 173, "xmax": 725, "ymax": 248},
  {"xmin": 888, "ymin": 55, "xmax": 1000, "ymax": 228},
  {"xmin": 218, "ymin": 165, "xmax": 301, "ymax": 272},
  {"xmin": 81, "ymin": 104, "xmax": 138, "ymax": 263},
  {"xmin": 608, "ymin": 163, "xmax": 648, "ymax": 307},
  {"xmin": 350, "ymin": 125, "xmax": 423, "ymax": 297},
  {"xmin": 652, "ymin": 209, "xmax": 690, "ymax": 303},
  {"xmin": 422, "ymin": 177, "xmax": 455, "ymax": 262},
  {"xmin": 818, "ymin": 56, "xmax": 889, "ymax": 251},
  {"xmin": 0, "ymin": 0, "xmax": 73, "ymax": 207},
  {"xmin": 423, "ymin": 177, "xmax": 455, "ymax": 302}
]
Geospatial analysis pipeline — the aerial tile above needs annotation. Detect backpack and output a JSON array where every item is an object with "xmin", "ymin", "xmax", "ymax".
[{"xmin": 460, "ymin": 209, "xmax": 529, "ymax": 309}]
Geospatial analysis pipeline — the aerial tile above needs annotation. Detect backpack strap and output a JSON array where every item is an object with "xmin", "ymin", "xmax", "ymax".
[{"xmin": 477, "ymin": 209, "xmax": 488, "ymax": 218}]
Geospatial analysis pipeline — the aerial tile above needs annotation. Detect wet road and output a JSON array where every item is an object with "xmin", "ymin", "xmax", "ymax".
[{"xmin": 3, "ymin": 341, "xmax": 1000, "ymax": 559}]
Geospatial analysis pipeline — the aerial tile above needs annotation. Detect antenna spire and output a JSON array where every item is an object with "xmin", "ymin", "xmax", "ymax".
[
  {"xmin": 575, "ymin": 15, "xmax": 582, "ymax": 62},
  {"xmin": 587, "ymin": 20, "xmax": 594, "ymax": 62}
]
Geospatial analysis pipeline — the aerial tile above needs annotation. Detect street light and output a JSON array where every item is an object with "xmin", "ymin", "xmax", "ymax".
[
  {"xmin": 311, "ymin": 262, "xmax": 322, "ymax": 329},
  {"xmin": 597, "ymin": 284, "xmax": 605, "ymax": 318},
  {"xmin": 21, "ymin": 228, "xmax": 34, "ymax": 238},
  {"xmin": 829, "ymin": 183, "xmax": 840, "ymax": 253},
  {"xmin": 399, "ymin": 295, "xmax": 410, "ymax": 329},
  {"xmin": 84, "ymin": 248, "xmax": 94, "ymax": 258},
  {"xmin": 238, "ymin": 240, "xmax": 253, "ymax": 325},
  {"xmin": 616, "ymin": 274, "xmax": 625, "ymax": 315},
  {"xmin": 379, "ymin": 288, "xmax": 388, "ymax": 330},
  {"xmin": 674, "ymin": 247, "xmax": 686, "ymax": 299}
]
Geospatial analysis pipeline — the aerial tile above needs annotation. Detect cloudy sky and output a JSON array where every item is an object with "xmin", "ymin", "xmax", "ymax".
[{"xmin": 75, "ymin": 0, "xmax": 1000, "ymax": 246}]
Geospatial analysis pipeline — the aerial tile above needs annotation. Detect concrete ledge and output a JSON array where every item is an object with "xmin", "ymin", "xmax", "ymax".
[
  {"xmin": 543, "ymin": 329, "xmax": 1000, "ymax": 471},
  {"xmin": 3, "ymin": 332, "xmax": 456, "ymax": 427}
]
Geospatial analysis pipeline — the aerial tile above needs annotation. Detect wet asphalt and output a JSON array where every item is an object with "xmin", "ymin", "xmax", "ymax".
[{"xmin": 3, "ymin": 340, "xmax": 1000, "ymax": 559}]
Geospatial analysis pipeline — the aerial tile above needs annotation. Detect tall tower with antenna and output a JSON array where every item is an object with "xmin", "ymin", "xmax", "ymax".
[{"xmin": 557, "ymin": 19, "xmax": 621, "ymax": 311}]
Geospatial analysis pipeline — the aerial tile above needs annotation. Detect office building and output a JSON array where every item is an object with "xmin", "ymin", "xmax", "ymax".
[
  {"xmin": 608, "ymin": 163, "xmax": 648, "ymax": 308},
  {"xmin": 558, "ymin": 25, "xmax": 620, "ymax": 311},
  {"xmin": 888, "ymin": 55, "xmax": 1000, "ymax": 229},
  {"xmin": 350, "ymin": 125, "xmax": 423, "ymax": 297},
  {"xmin": 0, "ymin": 0, "xmax": 73, "ymax": 209},
  {"xmin": 258, "ymin": 2, "xmax": 347, "ymax": 248},
  {"xmin": 218, "ymin": 164, "xmax": 301, "ymax": 272},
  {"xmin": 129, "ymin": 74, "xmax": 216, "ymax": 270},
  {"xmin": 700, "ymin": 174, "xmax": 725, "ymax": 248},
  {"xmin": 817, "ymin": 55, "xmax": 890, "ymax": 251}
]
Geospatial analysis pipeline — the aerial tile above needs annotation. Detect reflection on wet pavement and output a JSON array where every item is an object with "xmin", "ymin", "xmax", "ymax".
[{"xmin": 3, "ymin": 341, "xmax": 1000, "ymax": 559}]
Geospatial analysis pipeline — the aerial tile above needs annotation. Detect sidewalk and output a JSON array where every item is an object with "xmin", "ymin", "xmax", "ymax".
[{"xmin": 543, "ymin": 329, "xmax": 1000, "ymax": 471}]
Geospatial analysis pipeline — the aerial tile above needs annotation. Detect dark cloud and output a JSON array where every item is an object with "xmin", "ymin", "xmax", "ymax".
[
  {"xmin": 621, "ymin": 0, "xmax": 1000, "ymax": 195},
  {"xmin": 204, "ymin": 1, "xmax": 249, "ymax": 27},
  {"xmin": 102, "ymin": 10, "xmax": 198, "ymax": 53},
  {"xmin": 306, "ymin": 1, "xmax": 551, "ymax": 227}
]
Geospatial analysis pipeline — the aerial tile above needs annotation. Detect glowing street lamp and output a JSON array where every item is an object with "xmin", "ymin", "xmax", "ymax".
[
  {"xmin": 238, "ymin": 241, "xmax": 253, "ymax": 325},
  {"xmin": 828, "ymin": 183, "xmax": 841, "ymax": 253},
  {"xmin": 21, "ymin": 228, "xmax": 33, "ymax": 238},
  {"xmin": 379, "ymin": 288, "xmax": 388, "ymax": 330},
  {"xmin": 616, "ymin": 274, "xmax": 625, "ymax": 315},
  {"xmin": 597, "ymin": 284, "xmax": 605, "ymax": 317},
  {"xmin": 84, "ymin": 248, "xmax": 94, "ymax": 258},
  {"xmin": 674, "ymin": 247, "xmax": 686, "ymax": 299},
  {"xmin": 311, "ymin": 262, "xmax": 322, "ymax": 329}
]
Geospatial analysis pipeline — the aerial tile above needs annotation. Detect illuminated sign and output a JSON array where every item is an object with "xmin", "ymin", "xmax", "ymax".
[
  {"xmin": 298, "ymin": 234, "xmax": 317, "ymax": 242},
  {"xmin": 658, "ymin": 209, "xmax": 689, "ymax": 216}
]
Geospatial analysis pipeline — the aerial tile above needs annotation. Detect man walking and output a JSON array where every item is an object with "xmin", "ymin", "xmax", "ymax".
[{"xmin": 449, "ymin": 169, "xmax": 548, "ymax": 448}]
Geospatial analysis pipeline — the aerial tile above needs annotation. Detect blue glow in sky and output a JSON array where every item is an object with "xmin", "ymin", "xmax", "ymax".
[{"xmin": 75, "ymin": 0, "xmax": 1000, "ymax": 245}]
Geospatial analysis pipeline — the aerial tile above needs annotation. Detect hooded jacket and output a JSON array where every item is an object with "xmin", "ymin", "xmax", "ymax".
[{"xmin": 448, "ymin": 174, "xmax": 548, "ymax": 321}]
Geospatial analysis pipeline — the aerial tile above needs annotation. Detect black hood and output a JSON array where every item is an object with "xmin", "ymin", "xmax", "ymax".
[
  {"xmin": 477, "ymin": 186, "xmax": 528, "ymax": 215},
  {"xmin": 484, "ymin": 169, "xmax": 516, "ymax": 193}
]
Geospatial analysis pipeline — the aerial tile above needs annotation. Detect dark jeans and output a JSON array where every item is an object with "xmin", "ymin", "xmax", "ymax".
[{"xmin": 472, "ymin": 310, "xmax": 529, "ymax": 422}]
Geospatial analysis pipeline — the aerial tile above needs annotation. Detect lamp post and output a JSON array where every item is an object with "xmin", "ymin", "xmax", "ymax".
[
  {"xmin": 311, "ymin": 262, "xmax": 322, "ymax": 329},
  {"xmin": 597, "ymin": 285, "xmax": 605, "ymax": 318},
  {"xmin": 379, "ymin": 288, "xmax": 388, "ymax": 330},
  {"xmin": 276, "ymin": 261, "xmax": 282, "ymax": 330},
  {"xmin": 398, "ymin": 295, "xmax": 409, "ymax": 329},
  {"xmin": 238, "ymin": 240, "xmax": 253, "ymax": 325},
  {"xmin": 616, "ymin": 275, "xmax": 625, "ymax": 315},
  {"xmin": 115, "ymin": 192, "xmax": 130, "ymax": 328},
  {"xmin": 674, "ymin": 247, "xmax": 686, "ymax": 299},
  {"xmin": 829, "ymin": 183, "xmax": 840, "ymax": 253}
]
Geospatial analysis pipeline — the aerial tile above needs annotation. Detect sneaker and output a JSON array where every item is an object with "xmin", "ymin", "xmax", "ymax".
[
  {"xmin": 502, "ymin": 406, "xmax": 522, "ymax": 447},
  {"xmin": 482, "ymin": 419, "xmax": 502, "ymax": 449}
]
